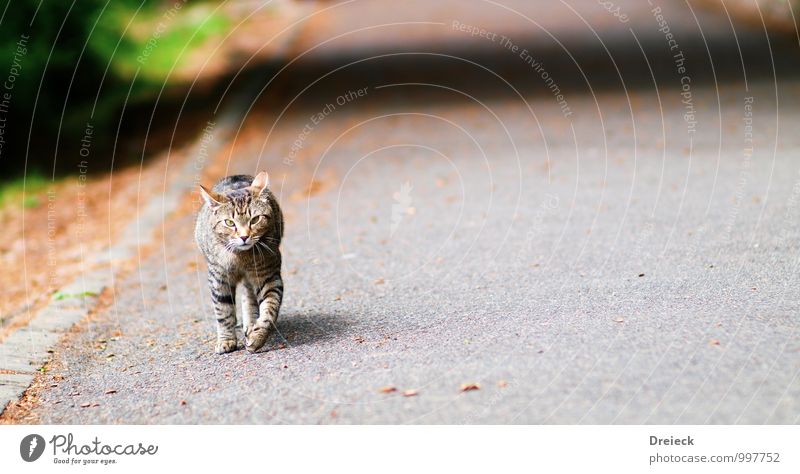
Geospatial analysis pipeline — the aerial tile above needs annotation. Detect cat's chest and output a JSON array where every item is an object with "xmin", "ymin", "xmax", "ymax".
[{"xmin": 214, "ymin": 252, "xmax": 276, "ymax": 276}]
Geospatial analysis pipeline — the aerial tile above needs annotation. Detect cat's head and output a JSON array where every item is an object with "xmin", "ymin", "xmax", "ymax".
[{"xmin": 198, "ymin": 172, "xmax": 275, "ymax": 252}]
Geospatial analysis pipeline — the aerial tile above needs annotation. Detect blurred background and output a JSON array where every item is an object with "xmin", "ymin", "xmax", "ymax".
[
  {"xmin": 1, "ymin": 0, "xmax": 796, "ymax": 175},
  {"xmin": 2, "ymin": 0, "xmax": 800, "ymax": 423}
]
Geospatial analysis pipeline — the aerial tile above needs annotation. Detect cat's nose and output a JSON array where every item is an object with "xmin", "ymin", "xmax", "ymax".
[{"xmin": 240, "ymin": 235, "xmax": 249, "ymax": 243}]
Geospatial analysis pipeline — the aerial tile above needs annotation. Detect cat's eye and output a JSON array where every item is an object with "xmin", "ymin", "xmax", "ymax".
[
  {"xmin": 223, "ymin": 219, "xmax": 235, "ymax": 227},
  {"xmin": 250, "ymin": 215, "xmax": 264, "ymax": 225}
]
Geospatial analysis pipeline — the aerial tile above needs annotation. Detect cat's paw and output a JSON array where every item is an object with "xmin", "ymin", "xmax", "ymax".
[
  {"xmin": 245, "ymin": 326, "xmax": 271, "ymax": 353},
  {"xmin": 215, "ymin": 338, "xmax": 239, "ymax": 354}
]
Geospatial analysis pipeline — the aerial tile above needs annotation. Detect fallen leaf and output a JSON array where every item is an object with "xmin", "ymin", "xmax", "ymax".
[
  {"xmin": 379, "ymin": 386, "xmax": 397, "ymax": 393},
  {"xmin": 402, "ymin": 389, "xmax": 418, "ymax": 397},
  {"xmin": 460, "ymin": 383, "xmax": 481, "ymax": 392}
]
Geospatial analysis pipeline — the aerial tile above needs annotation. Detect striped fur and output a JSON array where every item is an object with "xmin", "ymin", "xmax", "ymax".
[{"xmin": 194, "ymin": 172, "xmax": 284, "ymax": 354}]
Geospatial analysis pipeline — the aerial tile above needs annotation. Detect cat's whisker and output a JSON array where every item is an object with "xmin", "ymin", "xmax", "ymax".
[
  {"xmin": 254, "ymin": 242, "xmax": 266, "ymax": 262},
  {"xmin": 224, "ymin": 240, "xmax": 238, "ymax": 253},
  {"xmin": 258, "ymin": 240, "xmax": 277, "ymax": 256}
]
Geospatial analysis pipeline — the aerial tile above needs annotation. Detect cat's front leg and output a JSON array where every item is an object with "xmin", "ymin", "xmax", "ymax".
[
  {"xmin": 245, "ymin": 275, "xmax": 283, "ymax": 352},
  {"xmin": 240, "ymin": 283, "xmax": 258, "ymax": 339},
  {"xmin": 209, "ymin": 270, "xmax": 239, "ymax": 354}
]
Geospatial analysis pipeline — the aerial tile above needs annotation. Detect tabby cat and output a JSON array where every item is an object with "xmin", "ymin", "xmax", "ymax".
[{"xmin": 195, "ymin": 172, "xmax": 284, "ymax": 354}]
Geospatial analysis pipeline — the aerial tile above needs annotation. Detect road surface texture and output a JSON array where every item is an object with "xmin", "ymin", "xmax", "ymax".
[{"xmin": 9, "ymin": 0, "xmax": 800, "ymax": 423}]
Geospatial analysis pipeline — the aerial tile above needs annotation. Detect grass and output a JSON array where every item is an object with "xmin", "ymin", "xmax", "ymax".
[
  {"xmin": 53, "ymin": 290, "xmax": 100, "ymax": 301},
  {"xmin": 90, "ymin": 3, "xmax": 231, "ymax": 84},
  {"xmin": 0, "ymin": 174, "xmax": 50, "ymax": 210}
]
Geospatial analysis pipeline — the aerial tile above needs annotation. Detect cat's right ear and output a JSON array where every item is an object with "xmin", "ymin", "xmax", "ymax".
[{"xmin": 198, "ymin": 185, "xmax": 224, "ymax": 208}]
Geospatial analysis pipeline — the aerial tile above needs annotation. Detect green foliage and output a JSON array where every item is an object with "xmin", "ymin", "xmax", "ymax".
[
  {"xmin": 0, "ymin": 173, "xmax": 49, "ymax": 209},
  {"xmin": 53, "ymin": 290, "xmax": 99, "ymax": 301},
  {"xmin": 89, "ymin": 2, "xmax": 229, "ymax": 84},
  {"xmin": 0, "ymin": 1, "xmax": 229, "ymax": 174}
]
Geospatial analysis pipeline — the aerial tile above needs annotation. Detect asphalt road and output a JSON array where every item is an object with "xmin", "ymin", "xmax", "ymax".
[{"xmin": 20, "ymin": 0, "xmax": 800, "ymax": 423}]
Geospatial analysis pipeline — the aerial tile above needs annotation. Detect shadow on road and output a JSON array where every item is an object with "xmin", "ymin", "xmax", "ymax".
[
  {"xmin": 272, "ymin": 312, "xmax": 352, "ymax": 350},
  {"xmin": 249, "ymin": 21, "xmax": 798, "ymax": 116}
]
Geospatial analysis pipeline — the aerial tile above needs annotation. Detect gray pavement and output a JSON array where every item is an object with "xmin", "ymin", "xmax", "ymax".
[{"xmin": 12, "ymin": 0, "xmax": 800, "ymax": 423}]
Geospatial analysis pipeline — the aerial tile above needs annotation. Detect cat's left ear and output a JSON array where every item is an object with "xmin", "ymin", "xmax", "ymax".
[{"xmin": 250, "ymin": 171, "xmax": 270, "ymax": 196}]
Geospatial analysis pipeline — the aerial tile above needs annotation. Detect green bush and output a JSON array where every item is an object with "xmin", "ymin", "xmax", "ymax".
[{"xmin": 0, "ymin": 1, "xmax": 228, "ymax": 177}]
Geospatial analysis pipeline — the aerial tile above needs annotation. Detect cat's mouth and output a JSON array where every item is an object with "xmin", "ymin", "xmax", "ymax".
[{"xmin": 225, "ymin": 239, "xmax": 257, "ymax": 252}]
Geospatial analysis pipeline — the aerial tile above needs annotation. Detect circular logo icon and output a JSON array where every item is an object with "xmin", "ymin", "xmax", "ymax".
[{"xmin": 20, "ymin": 434, "xmax": 45, "ymax": 462}]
